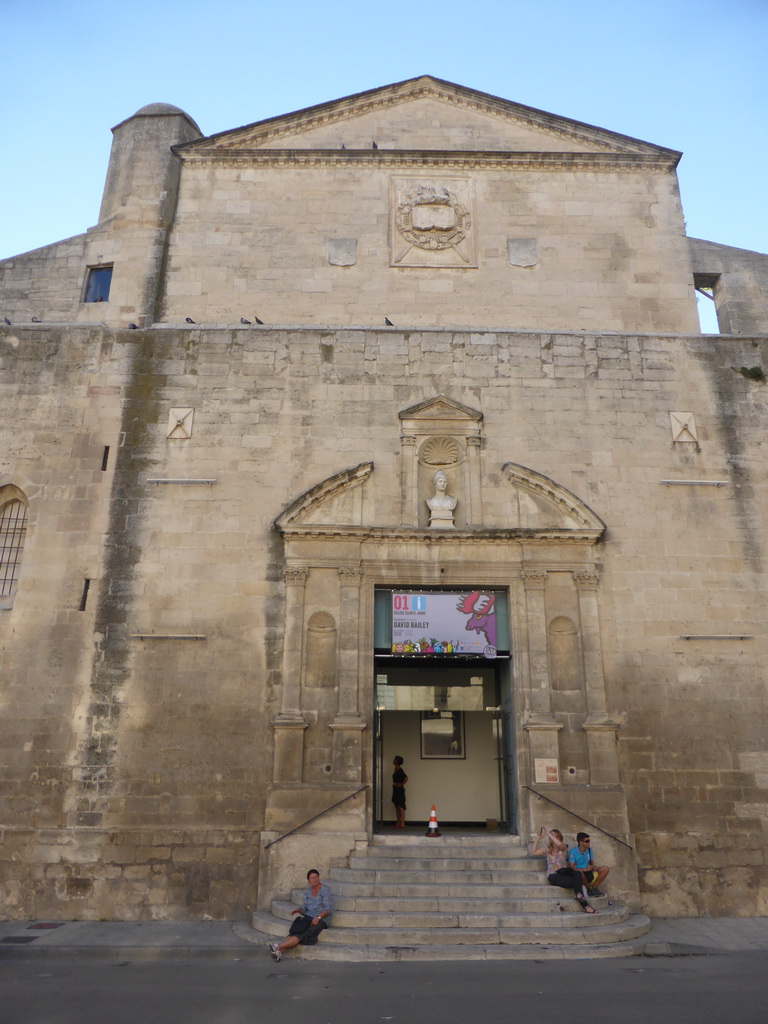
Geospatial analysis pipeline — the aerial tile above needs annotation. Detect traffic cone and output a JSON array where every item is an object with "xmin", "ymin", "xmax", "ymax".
[{"xmin": 425, "ymin": 804, "xmax": 441, "ymax": 837}]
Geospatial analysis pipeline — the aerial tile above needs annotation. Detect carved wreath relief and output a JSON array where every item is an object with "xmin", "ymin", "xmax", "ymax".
[{"xmin": 390, "ymin": 178, "xmax": 476, "ymax": 268}]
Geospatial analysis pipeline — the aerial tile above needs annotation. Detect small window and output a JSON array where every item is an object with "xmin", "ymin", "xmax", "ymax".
[
  {"xmin": 83, "ymin": 265, "xmax": 113, "ymax": 303},
  {"xmin": 694, "ymin": 273, "xmax": 721, "ymax": 334},
  {"xmin": 0, "ymin": 497, "xmax": 28, "ymax": 597}
]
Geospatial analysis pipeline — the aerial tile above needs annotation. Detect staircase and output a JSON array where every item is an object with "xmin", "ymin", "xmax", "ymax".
[{"xmin": 251, "ymin": 833, "xmax": 651, "ymax": 960}]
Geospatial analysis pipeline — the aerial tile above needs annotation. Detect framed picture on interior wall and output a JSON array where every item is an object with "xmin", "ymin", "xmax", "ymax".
[{"xmin": 420, "ymin": 711, "xmax": 465, "ymax": 759}]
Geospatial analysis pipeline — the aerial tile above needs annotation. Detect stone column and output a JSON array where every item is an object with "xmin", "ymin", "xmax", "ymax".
[
  {"xmin": 272, "ymin": 566, "xmax": 309, "ymax": 783},
  {"xmin": 520, "ymin": 569, "xmax": 562, "ymax": 768},
  {"xmin": 331, "ymin": 567, "xmax": 366, "ymax": 782},
  {"xmin": 573, "ymin": 569, "xmax": 621, "ymax": 785},
  {"xmin": 400, "ymin": 435, "xmax": 418, "ymax": 525},
  {"xmin": 466, "ymin": 435, "xmax": 482, "ymax": 526}
]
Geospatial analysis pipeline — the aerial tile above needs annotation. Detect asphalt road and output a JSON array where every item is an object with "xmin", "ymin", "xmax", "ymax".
[{"xmin": 1, "ymin": 953, "xmax": 766, "ymax": 1024}]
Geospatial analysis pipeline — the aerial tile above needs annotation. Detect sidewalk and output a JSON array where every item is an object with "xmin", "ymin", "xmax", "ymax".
[{"xmin": 1, "ymin": 917, "xmax": 768, "ymax": 960}]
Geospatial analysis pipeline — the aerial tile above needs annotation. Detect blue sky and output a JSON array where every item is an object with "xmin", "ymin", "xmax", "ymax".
[{"xmin": 2, "ymin": 0, "xmax": 766, "ymax": 279}]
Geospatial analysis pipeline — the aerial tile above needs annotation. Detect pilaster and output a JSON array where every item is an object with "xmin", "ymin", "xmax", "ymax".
[
  {"xmin": 331, "ymin": 567, "xmax": 366, "ymax": 782},
  {"xmin": 521, "ymin": 569, "xmax": 561, "ymax": 763},
  {"xmin": 573, "ymin": 569, "xmax": 621, "ymax": 784},
  {"xmin": 272, "ymin": 567, "xmax": 309, "ymax": 783}
]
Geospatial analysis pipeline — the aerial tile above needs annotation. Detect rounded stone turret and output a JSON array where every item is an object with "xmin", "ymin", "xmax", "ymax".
[{"xmin": 98, "ymin": 102, "xmax": 202, "ymax": 224}]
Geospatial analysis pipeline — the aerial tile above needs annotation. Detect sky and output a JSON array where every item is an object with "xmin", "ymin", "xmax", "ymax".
[{"xmin": 2, "ymin": 0, "xmax": 766, "ymax": 298}]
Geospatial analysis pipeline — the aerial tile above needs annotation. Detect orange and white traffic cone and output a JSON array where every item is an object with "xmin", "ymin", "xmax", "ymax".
[{"xmin": 425, "ymin": 804, "xmax": 441, "ymax": 837}]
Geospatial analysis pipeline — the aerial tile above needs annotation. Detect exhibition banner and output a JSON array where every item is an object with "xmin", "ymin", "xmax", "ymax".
[{"xmin": 391, "ymin": 591, "xmax": 497, "ymax": 657}]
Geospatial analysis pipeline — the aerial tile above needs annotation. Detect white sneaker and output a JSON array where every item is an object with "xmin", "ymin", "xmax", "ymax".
[{"xmin": 268, "ymin": 942, "xmax": 282, "ymax": 961}]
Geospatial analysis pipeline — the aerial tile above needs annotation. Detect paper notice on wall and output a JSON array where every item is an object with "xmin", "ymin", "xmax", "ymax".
[{"xmin": 534, "ymin": 758, "xmax": 559, "ymax": 784}]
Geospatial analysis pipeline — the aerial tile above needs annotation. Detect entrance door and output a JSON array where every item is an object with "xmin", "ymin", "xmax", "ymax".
[{"xmin": 374, "ymin": 660, "xmax": 512, "ymax": 830}]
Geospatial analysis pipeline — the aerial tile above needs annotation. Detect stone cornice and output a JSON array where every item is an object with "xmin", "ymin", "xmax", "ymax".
[
  {"xmin": 277, "ymin": 524, "xmax": 604, "ymax": 545},
  {"xmin": 175, "ymin": 76, "xmax": 679, "ymax": 160},
  {"xmin": 175, "ymin": 149, "xmax": 680, "ymax": 173}
]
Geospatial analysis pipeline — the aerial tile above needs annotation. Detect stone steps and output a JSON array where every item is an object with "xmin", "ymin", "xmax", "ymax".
[
  {"xmin": 271, "ymin": 898, "xmax": 630, "ymax": 929},
  {"xmin": 326, "ymin": 881, "xmax": 559, "ymax": 899},
  {"xmin": 252, "ymin": 834, "xmax": 650, "ymax": 960},
  {"xmin": 328, "ymin": 867, "xmax": 546, "ymax": 884},
  {"xmin": 293, "ymin": 891, "xmax": 592, "ymax": 914},
  {"xmin": 253, "ymin": 910, "xmax": 651, "ymax": 951},
  {"xmin": 344, "ymin": 855, "xmax": 539, "ymax": 871}
]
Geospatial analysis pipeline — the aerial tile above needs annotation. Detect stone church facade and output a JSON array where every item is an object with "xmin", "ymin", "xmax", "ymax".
[{"xmin": 1, "ymin": 77, "xmax": 767, "ymax": 922}]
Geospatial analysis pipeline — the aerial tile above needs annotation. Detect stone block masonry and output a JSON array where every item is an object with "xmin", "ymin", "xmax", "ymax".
[{"xmin": 1, "ymin": 322, "xmax": 767, "ymax": 919}]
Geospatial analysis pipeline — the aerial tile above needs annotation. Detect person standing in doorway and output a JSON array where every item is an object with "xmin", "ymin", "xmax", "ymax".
[{"xmin": 392, "ymin": 755, "xmax": 408, "ymax": 828}]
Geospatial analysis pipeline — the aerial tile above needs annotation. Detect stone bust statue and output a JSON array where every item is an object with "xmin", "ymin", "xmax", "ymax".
[{"xmin": 426, "ymin": 469, "xmax": 457, "ymax": 528}]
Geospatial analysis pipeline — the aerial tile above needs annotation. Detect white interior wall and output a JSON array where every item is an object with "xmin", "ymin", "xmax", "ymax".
[{"xmin": 380, "ymin": 710, "xmax": 501, "ymax": 823}]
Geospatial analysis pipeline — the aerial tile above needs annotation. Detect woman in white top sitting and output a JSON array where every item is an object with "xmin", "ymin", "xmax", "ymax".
[{"xmin": 531, "ymin": 827, "xmax": 597, "ymax": 913}]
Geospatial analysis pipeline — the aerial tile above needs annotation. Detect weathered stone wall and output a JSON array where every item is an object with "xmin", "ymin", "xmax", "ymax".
[
  {"xmin": 0, "ymin": 235, "xmax": 90, "ymax": 323},
  {"xmin": 160, "ymin": 159, "xmax": 697, "ymax": 333},
  {"xmin": 1, "ymin": 323, "xmax": 767, "ymax": 918},
  {"xmin": 0, "ymin": 106, "xmax": 201, "ymax": 328},
  {"xmin": 690, "ymin": 237, "xmax": 768, "ymax": 335}
]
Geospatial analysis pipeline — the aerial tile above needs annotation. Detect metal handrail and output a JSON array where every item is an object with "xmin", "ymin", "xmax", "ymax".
[
  {"xmin": 522, "ymin": 785, "xmax": 633, "ymax": 850},
  {"xmin": 264, "ymin": 785, "xmax": 368, "ymax": 849}
]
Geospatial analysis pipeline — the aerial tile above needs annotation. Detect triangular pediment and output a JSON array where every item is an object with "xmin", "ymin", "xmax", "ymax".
[
  {"xmin": 399, "ymin": 395, "xmax": 482, "ymax": 423},
  {"xmin": 178, "ymin": 77, "xmax": 679, "ymax": 160}
]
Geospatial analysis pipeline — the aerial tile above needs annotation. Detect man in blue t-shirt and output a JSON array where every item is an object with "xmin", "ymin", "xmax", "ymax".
[{"xmin": 567, "ymin": 832, "xmax": 609, "ymax": 896}]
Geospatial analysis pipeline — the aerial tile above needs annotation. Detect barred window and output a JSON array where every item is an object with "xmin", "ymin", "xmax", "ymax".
[{"xmin": 0, "ymin": 498, "xmax": 28, "ymax": 597}]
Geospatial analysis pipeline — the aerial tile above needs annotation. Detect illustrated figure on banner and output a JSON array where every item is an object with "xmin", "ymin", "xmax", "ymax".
[{"xmin": 456, "ymin": 591, "xmax": 496, "ymax": 648}]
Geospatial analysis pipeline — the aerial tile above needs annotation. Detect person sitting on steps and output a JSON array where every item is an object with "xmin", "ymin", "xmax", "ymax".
[
  {"xmin": 269, "ymin": 869, "xmax": 333, "ymax": 961},
  {"xmin": 567, "ymin": 832, "xmax": 610, "ymax": 897},
  {"xmin": 532, "ymin": 826, "xmax": 597, "ymax": 913}
]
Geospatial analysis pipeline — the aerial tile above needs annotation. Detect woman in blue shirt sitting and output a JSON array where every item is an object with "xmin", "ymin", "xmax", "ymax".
[{"xmin": 269, "ymin": 869, "xmax": 333, "ymax": 961}]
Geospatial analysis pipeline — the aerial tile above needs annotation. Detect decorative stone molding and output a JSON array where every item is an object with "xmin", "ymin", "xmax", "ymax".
[
  {"xmin": 307, "ymin": 611, "xmax": 336, "ymax": 633},
  {"xmin": 583, "ymin": 715, "xmax": 621, "ymax": 731},
  {"xmin": 507, "ymin": 238, "xmax": 538, "ymax": 268},
  {"xmin": 327, "ymin": 238, "xmax": 357, "ymax": 267},
  {"xmin": 337, "ymin": 568, "xmax": 364, "ymax": 584},
  {"xmin": 419, "ymin": 435, "xmax": 463, "ymax": 467},
  {"xmin": 275, "ymin": 463, "xmax": 373, "ymax": 532},
  {"xmin": 179, "ymin": 151, "xmax": 683, "ymax": 174},
  {"xmin": 521, "ymin": 569, "xmax": 547, "ymax": 590},
  {"xmin": 178, "ymin": 77, "xmax": 676, "ymax": 160},
  {"xmin": 399, "ymin": 396, "xmax": 482, "ymax": 528},
  {"xmin": 283, "ymin": 567, "xmax": 310, "ymax": 586},
  {"xmin": 572, "ymin": 570, "xmax": 600, "ymax": 591},
  {"xmin": 549, "ymin": 615, "xmax": 577, "ymax": 635},
  {"xmin": 670, "ymin": 412, "xmax": 698, "ymax": 443},
  {"xmin": 523, "ymin": 714, "xmax": 562, "ymax": 731},
  {"xmin": 503, "ymin": 464, "xmax": 606, "ymax": 535},
  {"xmin": 167, "ymin": 408, "xmax": 194, "ymax": 439},
  {"xmin": 391, "ymin": 179, "xmax": 475, "ymax": 268}
]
